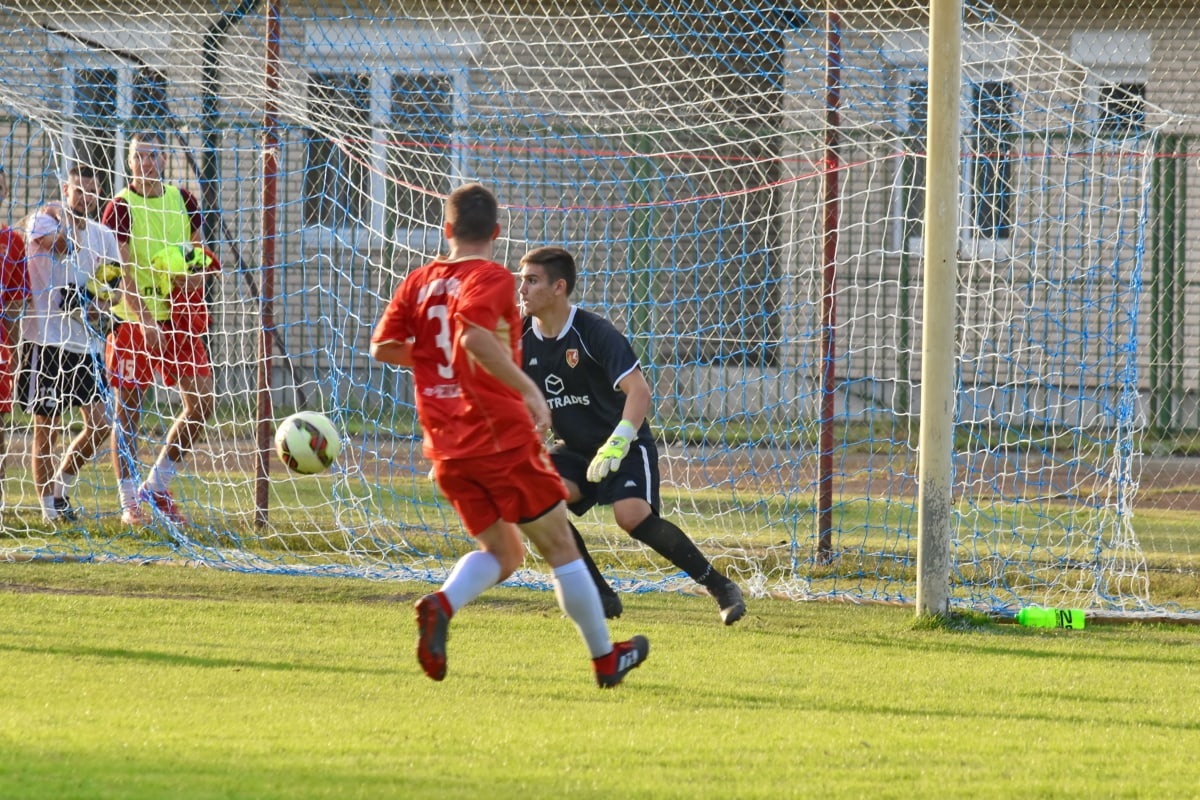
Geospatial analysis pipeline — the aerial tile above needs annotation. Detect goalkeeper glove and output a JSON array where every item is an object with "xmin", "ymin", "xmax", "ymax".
[
  {"xmin": 58, "ymin": 284, "xmax": 87, "ymax": 313},
  {"xmin": 587, "ymin": 420, "xmax": 638, "ymax": 483},
  {"xmin": 85, "ymin": 261, "xmax": 123, "ymax": 304},
  {"xmin": 150, "ymin": 244, "xmax": 218, "ymax": 276}
]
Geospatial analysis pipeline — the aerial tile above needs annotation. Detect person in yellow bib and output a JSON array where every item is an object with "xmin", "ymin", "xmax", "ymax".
[{"xmin": 99, "ymin": 131, "xmax": 218, "ymax": 525}]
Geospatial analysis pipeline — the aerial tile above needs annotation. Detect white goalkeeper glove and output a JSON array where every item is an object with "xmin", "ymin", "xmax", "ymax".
[{"xmin": 587, "ymin": 420, "xmax": 638, "ymax": 483}]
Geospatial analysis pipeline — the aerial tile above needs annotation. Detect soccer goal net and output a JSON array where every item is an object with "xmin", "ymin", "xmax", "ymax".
[{"xmin": 0, "ymin": 0, "xmax": 1196, "ymax": 618}]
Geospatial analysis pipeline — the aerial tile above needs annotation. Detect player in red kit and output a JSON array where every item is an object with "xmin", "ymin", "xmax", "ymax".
[
  {"xmin": 0, "ymin": 166, "xmax": 27, "ymax": 509},
  {"xmin": 370, "ymin": 183, "xmax": 648, "ymax": 688}
]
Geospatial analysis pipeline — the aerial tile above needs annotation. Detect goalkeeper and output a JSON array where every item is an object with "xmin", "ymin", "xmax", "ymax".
[
  {"xmin": 519, "ymin": 246, "xmax": 745, "ymax": 625},
  {"xmin": 99, "ymin": 132, "xmax": 219, "ymax": 526}
]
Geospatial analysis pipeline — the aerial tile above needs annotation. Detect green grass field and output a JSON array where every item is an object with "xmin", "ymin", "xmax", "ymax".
[{"xmin": 1, "ymin": 561, "xmax": 1198, "ymax": 799}]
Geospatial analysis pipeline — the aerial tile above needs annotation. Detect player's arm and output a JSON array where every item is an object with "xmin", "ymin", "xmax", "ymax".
[
  {"xmin": 460, "ymin": 323, "xmax": 552, "ymax": 433},
  {"xmin": 614, "ymin": 367, "xmax": 652, "ymax": 431},
  {"xmin": 370, "ymin": 289, "xmax": 414, "ymax": 367},
  {"xmin": 587, "ymin": 365, "xmax": 652, "ymax": 483},
  {"xmin": 370, "ymin": 338, "xmax": 414, "ymax": 367},
  {"xmin": 114, "ymin": 238, "xmax": 157, "ymax": 330},
  {"xmin": 0, "ymin": 299, "xmax": 21, "ymax": 358},
  {"xmin": 102, "ymin": 198, "xmax": 162, "ymax": 341},
  {"xmin": 177, "ymin": 188, "xmax": 210, "ymax": 293}
]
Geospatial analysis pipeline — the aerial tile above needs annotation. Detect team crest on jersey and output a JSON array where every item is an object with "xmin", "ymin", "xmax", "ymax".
[{"xmin": 566, "ymin": 349, "xmax": 579, "ymax": 368}]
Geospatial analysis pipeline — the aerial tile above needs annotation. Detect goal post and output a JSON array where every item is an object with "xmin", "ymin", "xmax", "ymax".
[
  {"xmin": 915, "ymin": 0, "xmax": 962, "ymax": 618},
  {"xmin": 0, "ymin": 1, "xmax": 1194, "ymax": 619}
]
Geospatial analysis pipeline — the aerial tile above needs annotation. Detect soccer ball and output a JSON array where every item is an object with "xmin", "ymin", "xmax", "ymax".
[{"xmin": 274, "ymin": 411, "xmax": 342, "ymax": 475}]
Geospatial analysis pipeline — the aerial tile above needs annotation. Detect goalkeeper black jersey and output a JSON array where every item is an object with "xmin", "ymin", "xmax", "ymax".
[{"xmin": 521, "ymin": 305, "xmax": 652, "ymax": 455}]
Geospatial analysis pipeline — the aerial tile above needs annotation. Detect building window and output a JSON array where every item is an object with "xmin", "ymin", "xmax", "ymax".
[
  {"xmin": 132, "ymin": 68, "xmax": 170, "ymax": 122},
  {"xmin": 301, "ymin": 25, "xmax": 476, "ymax": 244},
  {"xmin": 302, "ymin": 70, "xmax": 453, "ymax": 238},
  {"xmin": 971, "ymin": 80, "xmax": 1014, "ymax": 241},
  {"xmin": 51, "ymin": 27, "xmax": 174, "ymax": 198},
  {"xmin": 72, "ymin": 69, "xmax": 119, "ymax": 200},
  {"xmin": 70, "ymin": 67, "xmax": 171, "ymax": 201},
  {"xmin": 1097, "ymin": 81, "xmax": 1145, "ymax": 137},
  {"xmin": 902, "ymin": 79, "xmax": 928, "ymax": 245},
  {"xmin": 388, "ymin": 73, "xmax": 452, "ymax": 235},
  {"xmin": 303, "ymin": 71, "xmax": 372, "ymax": 229},
  {"xmin": 1069, "ymin": 31, "xmax": 1150, "ymax": 140}
]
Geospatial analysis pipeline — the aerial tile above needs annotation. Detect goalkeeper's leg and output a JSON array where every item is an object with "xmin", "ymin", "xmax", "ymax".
[
  {"xmin": 619, "ymin": 500, "xmax": 745, "ymax": 625},
  {"xmin": 568, "ymin": 520, "xmax": 622, "ymax": 618}
]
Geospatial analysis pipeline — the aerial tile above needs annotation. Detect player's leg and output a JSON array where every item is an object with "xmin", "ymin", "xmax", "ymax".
[
  {"xmin": 567, "ymin": 520, "xmax": 623, "ymax": 618},
  {"xmin": 0, "ymin": 313, "xmax": 17, "ymax": 508},
  {"xmin": 617, "ymin": 499, "xmax": 745, "ymax": 625},
  {"xmin": 521, "ymin": 500, "xmax": 613, "ymax": 657},
  {"xmin": 413, "ymin": 517, "xmax": 523, "ymax": 682},
  {"xmin": 106, "ymin": 323, "xmax": 152, "ymax": 522},
  {"xmin": 16, "ymin": 342, "xmax": 62, "ymax": 520},
  {"xmin": 515, "ymin": 449, "xmax": 648, "ymax": 687},
  {"xmin": 138, "ymin": 333, "xmax": 213, "ymax": 523},
  {"xmin": 552, "ymin": 448, "xmax": 623, "ymax": 617},
  {"xmin": 30, "ymin": 412, "xmax": 59, "ymax": 520},
  {"xmin": 608, "ymin": 442, "xmax": 746, "ymax": 625},
  {"xmin": 49, "ymin": 351, "xmax": 109, "ymax": 517},
  {"xmin": 413, "ymin": 455, "xmax": 527, "ymax": 681},
  {"xmin": 144, "ymin": 333, "xmax": 214, "ymax": 496},
  {"xmin": 0, "ymin": 413, "xmax": 7, "ymax": 510}
]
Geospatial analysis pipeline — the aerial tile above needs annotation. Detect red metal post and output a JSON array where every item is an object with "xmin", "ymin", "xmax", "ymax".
[
  {"xmin": 256, "ymin": 0, "xmax": 280, "ymax": 529},
  {"xmin": 818, "ymin": 12, "xmax": 842, "ymax": 563}
]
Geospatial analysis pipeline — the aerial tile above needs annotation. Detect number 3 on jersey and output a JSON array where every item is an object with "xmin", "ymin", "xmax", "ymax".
[{"xmin": 427, "ymin": 303, "xmax": 454, "ymax": 379}]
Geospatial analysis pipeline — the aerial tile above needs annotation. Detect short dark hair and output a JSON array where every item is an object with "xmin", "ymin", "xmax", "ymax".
[
  {"xmin": 521, "ymin": 245, "xmax": 577, "ymax": 296},
  {"xmin": 130, "ymin": 130, "xmax": 165, "ymax": 147},
  {"xmin": 67, "ymin": 164, "xmax": 97, "ymax": 182},
  {"xmin": 445, "ymin": 183, "xmax": 498, "ymax": 243}
]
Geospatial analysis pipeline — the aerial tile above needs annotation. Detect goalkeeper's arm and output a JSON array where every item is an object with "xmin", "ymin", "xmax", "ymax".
[{"xmin": 586, "ymin": 367, "xmax": 653, "ymax": 482}]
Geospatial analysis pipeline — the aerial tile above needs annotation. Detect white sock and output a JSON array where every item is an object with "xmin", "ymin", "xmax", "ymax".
[
  {"xmin": 553, "ymin": 559, "xmax": 612, "ymax": 659},
  {"xmin": 51, "ymin": 469, "xmax": 77, "ymax": 500},
  {"xmin": 40, "ymin": 495, "xmax": 57, "ymax": 517},
  {"xmin": 145, "ymin": 455, "xmax": 178, "ymax": 494},
  {"xmin": 440, "ymin": 550, "xmax": 502, "ymax": 613},
  {"xmin": 119, "ymin": 480, "xmax": 139, "ymax": 508}
]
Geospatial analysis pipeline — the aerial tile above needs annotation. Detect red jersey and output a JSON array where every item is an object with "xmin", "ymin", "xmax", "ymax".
[
  {"xmin": 372, "ymin": 256, "xmax": 534, "ymax": 460},
  {"xmin": 0, "ymin": 225, "xmax": 25, "ymax": 412},
  {"xmin": 0, "ymin": 225, "xmax": 26, "ymax": 308}
]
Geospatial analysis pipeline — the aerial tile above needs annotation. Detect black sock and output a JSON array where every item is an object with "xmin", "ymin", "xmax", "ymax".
[
  {"xmin": 569, "ymin": 521, "xmax": 616, "ymax": 597},
  {"xmin": 629, "ymin": 515, "xmax": 720, "ymax": 587}
]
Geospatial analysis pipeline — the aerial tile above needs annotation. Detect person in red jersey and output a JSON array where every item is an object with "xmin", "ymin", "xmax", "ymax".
[
  {"xmin": 370, "ymin": 182, "xmax": 649, "ymax": 688},
  {"xmin": 99, "ymin": 131, "xmax": 218, "ymax": 526},
  {"xmin": 0, "ymin": 166, "xmax": 28, "ymax": 510}
]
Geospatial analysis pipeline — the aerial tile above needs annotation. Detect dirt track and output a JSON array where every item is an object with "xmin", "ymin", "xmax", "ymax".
[{"xmin": 10, "ymin": 430, "xmax": 1198, "ymax": 512}]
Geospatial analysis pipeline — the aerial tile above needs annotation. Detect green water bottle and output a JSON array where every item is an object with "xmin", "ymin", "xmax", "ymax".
[{"xmin": 1016, "ymin": 607, "xmax": 1086, "ymax": 629}]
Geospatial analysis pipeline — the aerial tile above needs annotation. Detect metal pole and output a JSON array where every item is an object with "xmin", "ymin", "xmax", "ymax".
[
  {"xmin": 256, "ymin": 0, "xmax": 281, "ymax": 529},
  {"xmin": 817, "ymin": 10, "xmax": 842, "ymax": 564}
]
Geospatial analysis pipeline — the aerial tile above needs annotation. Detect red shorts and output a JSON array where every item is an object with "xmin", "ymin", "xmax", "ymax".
[
  {"xmin": 432, "ymin": 439, "xmax": 568, "ymax": 536},
  {"xmin": 0, "ymin": 318, "xmax": 18, "ymax": 415},
  {"xmin": 106, "ymin": 321, "xmax": 212, "ymax": 390},
  {"xmin": 0, "ymin": 342, "xmax": 13, "ymax": 415}
]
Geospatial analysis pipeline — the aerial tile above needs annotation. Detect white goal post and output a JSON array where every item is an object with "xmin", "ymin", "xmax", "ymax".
[{"xmin": 915, "ymin": 0, "xmax": 962, "ymax": 618}]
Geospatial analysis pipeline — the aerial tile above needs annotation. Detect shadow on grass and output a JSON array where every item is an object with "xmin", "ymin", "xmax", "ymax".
[{"xmin": 0, "ymin": 641, "xmax": 398, "ymax": 675}]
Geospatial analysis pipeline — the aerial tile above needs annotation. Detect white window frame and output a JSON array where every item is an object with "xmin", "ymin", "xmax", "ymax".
[
  {"xmin": 302, "ymin": 24, "xmax": 480, "ymax": 250},
  {"xmin": 884, "ymin": 30, "xmax": 1020, "ymax": 260},
  {"xmin": 888, "ymin": 75, "xmax": 929, "ymax": 255},
  {"xmin": 48, "ymin": 26, "xmax": 174, "ymax": 188},
  {"xmin": 1070, "ymin": 32, "xmax": 1150, "ymax": 140}
]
